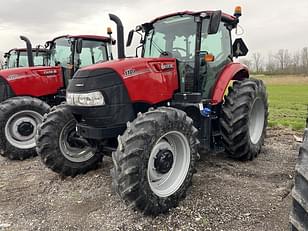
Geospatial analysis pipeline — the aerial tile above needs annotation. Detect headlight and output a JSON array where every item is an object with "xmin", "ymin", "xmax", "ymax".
[{"xmin": 66, "ymin": 91, "xmax": 105, "ymax": 107}]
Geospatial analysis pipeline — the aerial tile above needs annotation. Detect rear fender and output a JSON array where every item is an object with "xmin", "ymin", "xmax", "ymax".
[{"xmin": 211, "ymin": 63, "xmax": 249, "ymax": 105}]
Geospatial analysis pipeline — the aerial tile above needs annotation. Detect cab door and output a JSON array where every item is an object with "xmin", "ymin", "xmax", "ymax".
[{"xmin": 200, "ymin": 21, "xmax": 232, "ymax": 98}]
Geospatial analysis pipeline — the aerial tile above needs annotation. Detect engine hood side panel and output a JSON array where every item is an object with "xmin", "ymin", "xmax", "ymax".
[
  {"xmin": 0, "ymin": 66, "xmax": 64, "ymax": 97},
  {"xmin": 73, "ymin": 58, "xmax": 179, "ymax": 104}
]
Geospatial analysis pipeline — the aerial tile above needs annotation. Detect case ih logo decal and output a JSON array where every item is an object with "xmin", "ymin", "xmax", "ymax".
[
  {"xmin": 161, "ymin": 64, "xmax": 174, "ymax": 70},
  {"xmin": 123, "ymin": 68, "xmax": 151, "ymax": 79},
  {"xmin": 43, "ymin": 70, "xmax": 57, "ymax": 75}
]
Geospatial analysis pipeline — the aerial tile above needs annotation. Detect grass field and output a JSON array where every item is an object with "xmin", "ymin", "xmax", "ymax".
[{"xmin": 255, "ymin": 75, "xmax": 308, "ymax": 130}]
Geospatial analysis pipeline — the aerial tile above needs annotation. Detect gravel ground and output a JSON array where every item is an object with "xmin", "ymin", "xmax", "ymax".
[{"xmin": 0, "ymin": 127, "xmax": 301, "ymax": 231}]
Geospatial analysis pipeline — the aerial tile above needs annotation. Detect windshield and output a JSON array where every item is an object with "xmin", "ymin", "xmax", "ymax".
[
  {"xmin": 143, "ymin": 15, "xmax": 197, "ymax": 62},
  {"xmin": 78, "ymin": 40, "xmax": 108, "ymax": 67},
  {"xmin": 50, "ymin": 37, "xmax": 72, "ymax": 67},
  {"xmin": 7, "ymin": 50, "xmax": 18, "ymax": 68},
  {"xmin": 50, "ymin": 37, "xmax": 108, "ymax": 68},
  {"xmin": 6, "ymin": 50, "xmax": 49, "ymax": 69},
  {"xmin": 19, "ymin": 51, "xmax": 47, "ymax": 67}
]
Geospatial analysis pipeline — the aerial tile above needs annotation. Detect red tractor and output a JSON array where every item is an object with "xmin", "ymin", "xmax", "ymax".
[
  {"xmin": 37, "ymin": 8, "xmax": 268, "ymax": 214},
  {"xmin": 0, "ymin": 34, "xmax": 114, "ymax": 160},
  {"xmin": 290, "ymin": 118, "xmax": 308, "ymax": 230}
]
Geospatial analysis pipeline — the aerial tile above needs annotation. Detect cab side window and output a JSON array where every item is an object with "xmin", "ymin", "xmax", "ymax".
[
  {"xmin": 200, "ymin": 21, "xmax": 232, "ymax": 98},
  {"xmin": 201, "ymin": 22, "xmax": 231, "ymax": 64}
]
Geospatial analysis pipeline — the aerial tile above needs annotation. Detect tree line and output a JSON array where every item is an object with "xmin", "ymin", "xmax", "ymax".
[{"xmin": 241, "ymin": 47, "xmax": 308, "ymax": 75}]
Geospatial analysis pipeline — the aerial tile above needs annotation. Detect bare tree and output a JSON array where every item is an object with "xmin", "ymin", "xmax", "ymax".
[
  {"xmin": 274, "ymin": 49, "xmax": 291, "ymax": 72},
  {"xmin": 252, "ymin": 52, "xmax": 262, "ymax": 73},
  {"xmin": 291, "ymin": 51, "xmax": 301, "ymax": 74},
  {"xmin": 265, "ymin": 53, "xmax": 276, "ymax": 74},
  {"xmin": 0, "ymin": 58, "xmax": 3, "ymax": 69},
  {"xmin": 302, "ymin": 47, "xmax": 308, "ymax": 75},
  {"xmin": 240, "ymin": 58, "xmax": 252, "ymax": 69}
]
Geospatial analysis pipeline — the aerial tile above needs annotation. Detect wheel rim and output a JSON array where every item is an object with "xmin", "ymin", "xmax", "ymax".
[
  {"xmin": 59, "ymin": 120, "xmax": 96, "ymax": 163},
  {"xmin": 249, "ymin": 97, "xmax": 265, "ymax": 144},
  {"xmin": 5, "ymin": 110, "xmax": 43, "ymax": 149},
  {"xmin": 147, "ymin": 131, "xmax": 191, "ymax": 198}
]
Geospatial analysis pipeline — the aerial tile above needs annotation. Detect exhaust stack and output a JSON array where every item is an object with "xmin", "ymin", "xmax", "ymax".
[
  {"xmin": 20, "ymin": 35, "xmax": 34, "ymax": 67},
  {"xmin": 109, "ymin": 14, "xmax": 125, "ymax": 59}
]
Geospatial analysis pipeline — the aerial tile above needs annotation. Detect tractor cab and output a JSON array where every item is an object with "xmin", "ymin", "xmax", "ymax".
[
  {"xmin": 128, "ymin": 9, "xmax": 248, "ymax": 99},
  {"xmin": 4, "ymin": 47, "xmax": 49, "ymax": 69},
  {"xmin": 46, "ymin": 35, "xmax": 114, "ymax": 86}
]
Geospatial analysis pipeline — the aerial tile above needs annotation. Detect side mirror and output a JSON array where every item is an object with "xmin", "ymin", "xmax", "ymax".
[
  {"xmin": 126, "ymin": 30, "xmax": 134, "ymax": 47},
  {"xmin": 76, "ymin": 38, "xmax": 83, "ymax": 54},
  {"xmin": 208, "ymin": 10, "xmax": 222, "ymax": 34},
  {"xmin": 232, "ymin": 38, "xmax": 248, "ymax": 57}
]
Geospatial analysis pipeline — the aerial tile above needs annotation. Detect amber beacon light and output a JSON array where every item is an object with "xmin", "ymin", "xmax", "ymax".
[{"xmin": 234, "ymin": 6, "xmax": 242, "ymax": 18}]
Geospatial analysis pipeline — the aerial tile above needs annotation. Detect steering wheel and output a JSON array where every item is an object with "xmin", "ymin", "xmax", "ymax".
[
  {"xmin": 172, "ymin": 47, "xmax": 186, "ymax": 59},
  {"xmin": 214, "ymin": 52, "xmax": 225, "ymax": 62}
]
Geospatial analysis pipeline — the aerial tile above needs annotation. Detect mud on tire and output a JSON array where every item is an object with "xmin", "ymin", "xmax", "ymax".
[
  {"xmin": 36, "ymin": 104, "xmax": 102, "ymax": 177},
  {"xmin": 0, "ymin": 96, "xmax": 50, "ymax": 160},
  {"xmin": 111, "ymin": 107, "xmax": 199, "ymax": 215},
  {"xmin": 220, "ymin": 78, "xmax": 268, "ymax": 160},
  {"xmin": 290, "ymin": 130, "xmax": 308, "ymax": 230}
]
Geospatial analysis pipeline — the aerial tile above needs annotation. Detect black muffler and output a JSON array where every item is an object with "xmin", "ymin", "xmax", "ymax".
[
  {"xmin": 20, "ymin": 35, "xmax": 34, "ymax": 67},
  {"xmin": 109, "ymin": 14, "xmax": 125, "ymax": 59}
]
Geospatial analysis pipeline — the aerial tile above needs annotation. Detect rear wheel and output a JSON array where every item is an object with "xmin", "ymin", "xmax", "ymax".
[
  {"xmin": 220, "ymin": 79, "xmax": 268, "ymax": 160},
  {"xmin": 0, "ymin": 97, "xmax": 50, "ymax": 160},
  {"xmin": 290, "ymin": 131, "xmax": 308, "ymax": 230},
  {"xmin": 36, "ymin": 104, "xmax": 102, "ymax": 176},
  {"xmin": 111, "ymin": 107, "xmax": 199, "ymax": 214}
]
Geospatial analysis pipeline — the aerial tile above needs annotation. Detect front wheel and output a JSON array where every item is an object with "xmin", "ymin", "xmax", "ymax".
[
  {"xmin": 36, "ymin": 104, "xmax": 102, "ymax": 176},
  {"xmin": 111, "ymin": 107, "xmax": 199, "ymax": 215},
  {"xmin": 0, "ymin": 97, "xmax": 50, "ymax": 160}
]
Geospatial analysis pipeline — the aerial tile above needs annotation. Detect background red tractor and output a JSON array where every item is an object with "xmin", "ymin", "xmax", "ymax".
[
  {"xmin": 37, "ymin": 8, "xmax": 268, "ymax": 214},
  {"xmin": 0, "ymin": 34, "xmax": 114, "ymax": 160}
]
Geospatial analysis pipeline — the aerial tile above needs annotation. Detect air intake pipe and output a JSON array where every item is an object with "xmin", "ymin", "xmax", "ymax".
[
  {"xmin": 20, "ymin": 35, "xmax": 34, "ymax": 67},
  {"xmin": 109, "ymin": 14, "xmax": 125, "ymax": 59}
]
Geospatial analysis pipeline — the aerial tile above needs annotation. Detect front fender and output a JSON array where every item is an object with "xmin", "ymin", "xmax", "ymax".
[
  {"xmin": 211, "ymin": 63, "xmax": 249, "ymax": 105},
  {"xmin": 0, "ymin": 76, "xmax": 15, "ymax": 103}
]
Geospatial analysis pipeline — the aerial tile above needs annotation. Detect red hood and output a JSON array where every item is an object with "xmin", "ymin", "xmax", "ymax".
[
  {"xmin": 0, "ymin": 66, "xmax": 59, "ymax": 81},
  {"xmin": 81, "ymin": 57, "xmax": 177, "ymax": 78},
  {"xmin": 77, "ymin": 57, "xmax": 179, "ymax": 105}
]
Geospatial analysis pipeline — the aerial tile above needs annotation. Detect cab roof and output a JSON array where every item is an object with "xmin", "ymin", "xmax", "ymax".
[
  {"xmin": 51, "ymin": 35, "xmax": 112, "ymax": 43},
  {"xmin": 150, "ymin": 10, "xmax": 238, "ymax": 25},
  {"xmin": 5, "ymin": 48, "xmax": 48, "ymax": 55}
]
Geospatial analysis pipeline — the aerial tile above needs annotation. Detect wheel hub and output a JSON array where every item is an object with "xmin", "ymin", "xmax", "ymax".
[
  {"xmin": 59, "ymin": 120, "xmax": 96, "ymax": 163},
  {"xmin": 147, "ymin": 131, "xmax": 191, "ymax": 198},
  {"xmin": 154, "ymin": 149, "xmax": 174, "ymax": 174},
  {"xmin": 5, "ymin": 110, "xmax": 43, "ymax": 149},
  {"xmin": 17, "ymin": 122, "xmax": 34, "ymax": 136}
]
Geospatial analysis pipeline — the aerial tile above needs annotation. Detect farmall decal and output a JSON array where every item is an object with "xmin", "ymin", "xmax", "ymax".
[
  {"xmin": 123, "ymin": 68, "xmax": 151, "ymax": 79},
  {"xmin": 7, "ymin": 74, "xmax": 33, "ymax": 81}
]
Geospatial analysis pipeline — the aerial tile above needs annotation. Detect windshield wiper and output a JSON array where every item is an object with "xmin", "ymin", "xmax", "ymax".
[{"xmin": 149, "ymin": 30, "xmax": 168, "ymax": 56}]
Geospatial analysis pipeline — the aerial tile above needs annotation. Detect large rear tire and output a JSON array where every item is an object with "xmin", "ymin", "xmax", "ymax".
[
  {"xmin": 111, "ymin": 107, "xmax": 199, "ymax": 215},
  {"xmin": 290, "ymin": 130, "xmax": 308, "ymax": 230},
  {"xmin": 0, "ymin": 96, "xmax": 50, "ymax": 160},
  {"xmin": 220, "ymin": 78, "xmax": 268, "ymax": 160},
  {"xmin": 36, "ymin": 104, "xmax": 102, "ymax": 177}
]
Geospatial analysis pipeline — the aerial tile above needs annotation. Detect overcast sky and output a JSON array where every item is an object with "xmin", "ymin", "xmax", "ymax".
[{"xmin": 0, "ymin": 0, "xmax": 308, "ymax": 59}]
